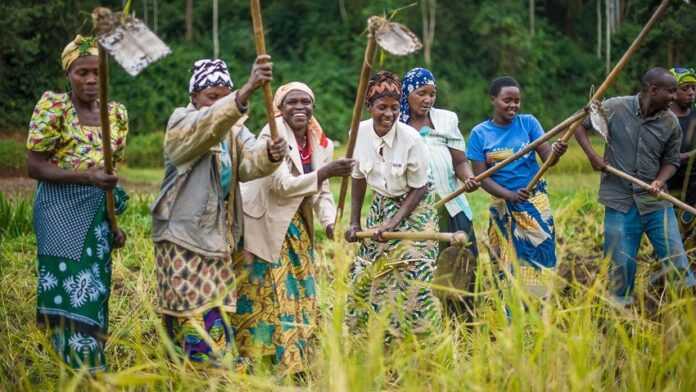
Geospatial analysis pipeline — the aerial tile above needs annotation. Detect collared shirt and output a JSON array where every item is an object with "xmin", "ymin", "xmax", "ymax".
[
  {"xmin": 352, "ymin": 119, "xmax": 428, "ymax": 198},
  {"xmin": 586, "ymin": 94, "xmax": 682, "ymax": 215},
  {"xmin": 417, "ymin": 107, "xmax": 473, "ymax": 219},
  {"xmin": 667, "ymin": 108, "xmax": 696, "ymax": 204}
]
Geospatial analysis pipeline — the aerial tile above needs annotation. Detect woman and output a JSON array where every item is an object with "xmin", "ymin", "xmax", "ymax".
[
  {"xmin": 26, "ymin": 35, "xmax": 128, "ymax": 372},
  {"xmin": 235, "ymin": 82, "xmax": 354, "ymax": 376},
  {"xmin": 466, "ymin": 76, "xmax": 566, "ymax": 297},
  {"xmin": 151, "ymin": 56, "xmax": 286, "ymax": 366},
  {"xmin": 400, "ymin": 67, "xmax": 479, "ymax": 255},
  {"xmin": 345, "ymin": 71, "xmax": 442, "ymax": 338}
]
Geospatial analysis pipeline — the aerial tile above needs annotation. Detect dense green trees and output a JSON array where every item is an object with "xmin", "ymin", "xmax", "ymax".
[{"xmin": 1, "ymin": 0, "xmax": 693, "ymax": 141}]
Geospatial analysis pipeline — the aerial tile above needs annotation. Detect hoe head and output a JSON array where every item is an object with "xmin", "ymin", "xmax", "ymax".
[{"xmin": 368, "ymin": 16, "xmax": 422, "ymax": 56}]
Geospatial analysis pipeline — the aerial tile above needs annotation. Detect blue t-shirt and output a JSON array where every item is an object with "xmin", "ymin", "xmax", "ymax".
[{"xmin": 466, "ymin": 114, "xmax": 544, "ymax": 191}]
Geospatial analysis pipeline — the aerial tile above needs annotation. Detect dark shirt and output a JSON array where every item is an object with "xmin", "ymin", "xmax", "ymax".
[
  {"xmin": 667, "ymin": 108, "xmax": 696, "ymax": 204},
  {"xmin": 585, "ymin": 94, "xmax": 682, "ymax": 215}
]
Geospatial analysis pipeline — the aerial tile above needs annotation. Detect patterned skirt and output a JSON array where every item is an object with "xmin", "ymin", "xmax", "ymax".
[
  {"xmin": 488, "ymin": 181, "xmax": 556, "ymax": 297},
  {"xmin": 231, "ymin": 212, "xmax": 317, "ymax": 376},
  {"xmin": 34, "ymin": 182, "xmax": 127, "ymax": 372},
  {"xmin": 347, "ymin": 190, "xmax": 442, "ymax": 338}
]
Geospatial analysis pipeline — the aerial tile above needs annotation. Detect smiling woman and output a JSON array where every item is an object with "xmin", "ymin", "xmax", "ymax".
[{"xmin": 344, "ymin": 71, "xmax": 443, "ymax": 340}]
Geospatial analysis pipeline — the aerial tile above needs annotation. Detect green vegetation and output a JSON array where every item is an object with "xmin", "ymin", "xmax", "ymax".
[
  {"xmin": 2, "ymin": 1, "xmax": 694, "ymax": 141},
  {"xmin": 124, "ymin": 132, "xmax": 165, "ymax": 168},
  {"xmin": 2, "ymin": 173, "xmax": 695, "ymax": 390},
  {"xmin": 0, "ymin": 139, "xmax": 27, "ymax": 173}
]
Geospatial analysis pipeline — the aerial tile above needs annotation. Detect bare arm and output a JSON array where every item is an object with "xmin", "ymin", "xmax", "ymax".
[
  {"xmin": 27, "ymin": 151, "xmax": 118, "ymax": 190},
  {"xmin": 575, "ymin": 124, "xmax": 606, "ymax": 171},
  {"xmin": 450, "ymin": 148, "xmax": 475, "ymax": 180}
]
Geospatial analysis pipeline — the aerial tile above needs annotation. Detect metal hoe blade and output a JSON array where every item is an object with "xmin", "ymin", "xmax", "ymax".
[
  {"xmin": 589, "ymin": 100, "xmax": 609, "ymax": 142},
  {"xmin": 369, "ymin": 16, "xmax": 422, "ymax": 56},
  {"xmin": 93, "ymin": 8, "xmax": 171, "ymax": 76}
]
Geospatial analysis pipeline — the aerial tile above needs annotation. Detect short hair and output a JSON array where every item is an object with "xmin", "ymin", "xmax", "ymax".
[
  {"xmin": 640, "ymin": 67, "xmax": 674, "ymax": 90},
  {"xmin": 489, "ymin": 76, "xmax": 520, "ymax": 97}
]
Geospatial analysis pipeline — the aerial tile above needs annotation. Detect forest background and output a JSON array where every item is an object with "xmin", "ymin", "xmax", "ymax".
[{"xmin": 1, "ymin": 0, "xmax": 694, "ymax": 170}]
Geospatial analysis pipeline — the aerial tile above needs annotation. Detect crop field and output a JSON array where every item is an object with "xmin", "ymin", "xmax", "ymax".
[{"xmin": 2, "ymin": 143, "xmax": 696, "ymax": 391}]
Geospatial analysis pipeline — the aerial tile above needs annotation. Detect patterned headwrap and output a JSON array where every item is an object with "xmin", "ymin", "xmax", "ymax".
[
  {"xmin": 670, "ymin": 66, "xmax": 696, "ymax": 86},
  {"xmin": 273, "ymin": 81, "xmax": 328, "ymax": 148},
  {"xmin": 365, "ymin": 71, "xmax": 401, "ymax": 106},
  {"xmin": 61, "ymin": 35, "xmax": 99, "ymax": 71},
  {"xmin": 189, "ymin": 59, "xmax": 233, "ymax": 94},
  {"xmin": 400, "ymin": 67, "xmax": 436, "ymax": 123}
]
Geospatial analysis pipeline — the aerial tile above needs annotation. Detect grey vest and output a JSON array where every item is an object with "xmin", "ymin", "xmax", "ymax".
[{"xmin": 151, "ymin": 150, "xmax": 242, "ymax": 258}]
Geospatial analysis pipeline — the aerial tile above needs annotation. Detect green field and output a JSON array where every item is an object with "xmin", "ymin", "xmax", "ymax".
[{"xmin": 3, "ymin": 145, "xmax": 696, "ymax": 390}]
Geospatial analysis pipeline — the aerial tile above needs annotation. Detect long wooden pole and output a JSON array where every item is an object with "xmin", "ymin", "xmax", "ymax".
[
  {"xmin": 334, "ymin": 30, "xmax": 378, "ymax": 226},
  {"xmin": 603, "ymin": 165, "xmax": 696, "ymax": 216},
  {"xmin": 524, "ymin": 0, "xmax": 671, "ymax": 192},
  {"xmin": 355, "ymin": 231, "xmax": 468, "ymax": 244},
  {"xmin": 249, "ymin": 0, "xmax": 278, "ymax": 140},
  {"xmin": 433, "ymin": 109, "xmax": 588, "ymax": 209},
  {"xmin": 98, "ymin": 45, "xmax": 118, "ymax": 232}
]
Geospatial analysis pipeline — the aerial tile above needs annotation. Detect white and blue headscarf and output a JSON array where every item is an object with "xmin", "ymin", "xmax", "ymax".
[
  {"xmin": 188, "ymin": 59, "xmax": 233, "ymax": 94},
  {"xmin": 400, "ymin": 67, "xmax": 436, "ymax": 124}
]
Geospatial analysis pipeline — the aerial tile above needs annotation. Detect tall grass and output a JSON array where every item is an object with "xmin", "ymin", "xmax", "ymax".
[{"xmin": 1, "ymin": 174, "xmax": 695, "ymax": 391}]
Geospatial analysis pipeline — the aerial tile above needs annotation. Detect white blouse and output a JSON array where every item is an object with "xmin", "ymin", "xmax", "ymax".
[{"xmin": 351, "ymin": 119, "xmax": 428, "ymax": 198}]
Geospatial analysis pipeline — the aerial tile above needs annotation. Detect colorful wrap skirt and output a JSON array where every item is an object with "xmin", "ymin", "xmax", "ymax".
[
  {"xmin": 231, "ymin": 212, "xmax": 317, "ymax": 376},
  {"xmin": 34, "ymin": 182, "xmax": 127, "ymax": 372},
  {"xmin": 347, "ymin": 190, "xmax": 442, "ymax": 338},
  {"xmin": 488, "ymin": 181, "xmax": 556, "ymax": 297},
  {"xmin": 154, "ymin": 240, "xmax": 239, "ymax": 365}
]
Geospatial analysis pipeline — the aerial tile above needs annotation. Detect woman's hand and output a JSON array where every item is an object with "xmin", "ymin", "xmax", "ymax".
[
  {"xmin": 506, "ymin": 188, "xmax": 530, "ymax": 203},
  {"xmin": 371, "ymin": 219, "xmax": 398, "ymax": 242},
  {"xmin": 551, "ymin": 140, "xmax": 568, "ymax": 157},
  {"xmin": 113, "ymin": 227, "xmax": 127, "ymax": 249},
  {"xmin": 267, "ymin": 137, "xmax": 287, "ymax": 162},
  {"xmin": 462, "ymin": 177, "xmax": 480, "ymax": 193},
  {"xmin": 318, "ymin": 158, "xmax": 355, "ymax": 183},
  {"xmin": 589, "ymin": 155, "xmax": 607, "ymax": 172},
  {"xmin": 86, "ymin": 167, "xmax": 118, "ymax": 191},
  {"xmin": 344, "ymin": 224, "xmax": 361, "ymax": 243},
  {"xmin": 237, "ymin": 55, "xmax": 273, "ymax": 106}
]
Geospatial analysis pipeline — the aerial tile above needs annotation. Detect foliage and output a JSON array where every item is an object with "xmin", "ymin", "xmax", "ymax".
[
  {"xmin": 1, "ymin": 1, "xmax": 694, "ymax": 142},
  {"xmin": 0, "ymin": 139, "xmax": 26, "ymax": 172},
  {"xmin": 124, "ymin": 132, "xmax": 165, "ymax": 168},
  {"xmin": 2, "ymin": 173, "xmax": 695, "ymax": 390}
]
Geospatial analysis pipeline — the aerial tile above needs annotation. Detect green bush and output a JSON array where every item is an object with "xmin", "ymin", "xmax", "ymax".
[
  {"xmin": 0, "ymin": 139, "xmax": 26, "ymax": 172},
  {"xmin": 125, "ymin": 132, "xmax": 164, "ymax": 168}
]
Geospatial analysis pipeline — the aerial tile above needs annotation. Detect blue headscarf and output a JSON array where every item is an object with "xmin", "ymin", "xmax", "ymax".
[{"xmin": 400, "ymin": 67, "xmax": 436, "ymax": 124}]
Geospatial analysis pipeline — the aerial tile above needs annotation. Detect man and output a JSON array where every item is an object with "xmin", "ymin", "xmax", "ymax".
[
  {"xmin": 575, "ymin": 67, "xmax": 696, "ymax": 305},
  {"xmin": 667, "ymin": 66, "xmax": 696, "ymax": 257}
]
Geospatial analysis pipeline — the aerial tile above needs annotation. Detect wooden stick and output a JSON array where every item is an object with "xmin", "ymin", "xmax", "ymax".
[
  {"xmin": 603, "ymin": 165, "xmax": 696, "ymax": 216},
  {"xmin": 98, "ymin": 44, "xmax": 118, "ymax": 233},
  {"xmin": 250, "ymin": 0, "xmax": 278, "ymax": 140},
  {"xmin": 334, "ymin": 31, "xmax": 379, "ymax": 227},
  {"xmin": 525, "ymin": 0, "xmax": 671, "ymax": 192},
  {"xmin": 434, "ymin": 109, "xmax": 588, "ymax": 209},
  {"xmin": 355, "ymin": 230, "xmax": 468, "ymax": 244}
]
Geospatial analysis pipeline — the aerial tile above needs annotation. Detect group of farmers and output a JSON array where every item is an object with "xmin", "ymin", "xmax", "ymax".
[{"xmin": 25, "ymin": 34, "xmax": 696, "ymax": 377}]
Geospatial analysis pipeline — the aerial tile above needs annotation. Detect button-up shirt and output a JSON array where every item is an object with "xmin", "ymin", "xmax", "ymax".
[
  {"xmin": 352, "ymin": 119, "xmax": 429, "ymax": 198},
  {"xmin": 586, "ymin": 94, "xmax": 682, "ymax": 215}
]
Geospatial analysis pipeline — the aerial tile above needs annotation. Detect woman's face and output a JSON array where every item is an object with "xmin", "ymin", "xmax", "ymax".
[
  {"xmin": 67, "ymin": 56, "xmax": 99, "ymax": 103},
  {"xmin": 369, "ymin": 96, "xmax": 400, "ymax": 135},
  {"xmin": 407, "ymin": 84, "xmax": 436, "ymax": 119},
  {"xmin": 191, "ymin": 85, "xmax": 232, "ymax": 109},
  {"xmin": 281, "ymin": 90, "xmax": 314, "ymax": 132},
  {"xmin": 491, "ymin": 86, "xmax": 521, "ymax": 123}
]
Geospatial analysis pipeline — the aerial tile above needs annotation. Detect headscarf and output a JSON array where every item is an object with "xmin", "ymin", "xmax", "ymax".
[
  {"xmin": 273, "ymin": 81, "xmax": 328, "ymax": 148},
  {"xmin": 400, "ymin": 67, "xmax": 436, "ymax": 123},
  {"xmin": 670, "ymin": 66, "xmax": 696, "ymax": 86},
  {"xmin": 365, "ymin": 71, "xmax": 401, "ymax": 106},
  {"xmin": 189, "ymin": 59, "xmax": 233, "ymax": 94},
  {"xmin": 61, "ymin": 35, "xmax": 99, "ymax": 71}
]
